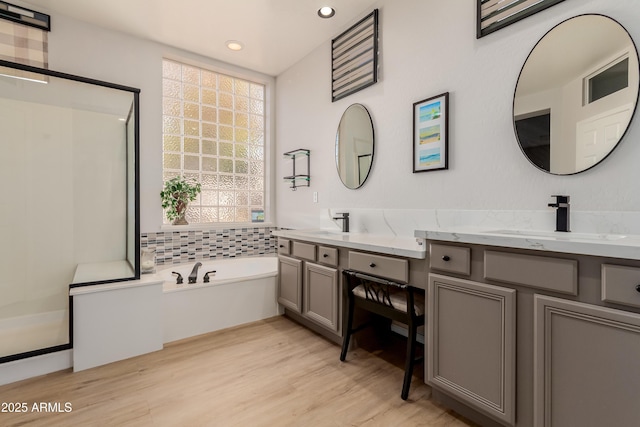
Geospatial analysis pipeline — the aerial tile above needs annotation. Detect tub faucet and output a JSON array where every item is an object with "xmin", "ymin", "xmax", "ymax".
[
  {"xmin": 548, "ymin": 195, "xmax": 570, "ymax": 232},
  {"xmin": 188, "ymin": 262, "xmax": 203, "ymax": 284},
  {"xmin": 333, "ymin": 212, "xmax": 350, "ymax": 233},
  {"xmin": 172, "ymin": 272, "xmax": 183, "ymax": 285},
  {"xmin": 203, "ymin": 271, "xmax": 217, "ymax": 283}
]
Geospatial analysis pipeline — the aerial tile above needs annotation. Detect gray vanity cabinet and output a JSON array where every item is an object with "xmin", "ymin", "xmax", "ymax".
[
  {"xmin": 427, "ymin": 273, "xmax": 516, "ymax": 426},
  {"xmin": 277, "ymin": 238, "xmax": 341, "ymax": 336},
  {"xmin": 303, "ymin": 262, "xmax": 340, "ymax": 333},
  {"xmin": 533, "ymin": 295, "xmax": 640, "ymax": 427},
  {"xmin": 423, "ymin": 239, "xmax": 640, "ymax": 427},
  {"xmin": 277, "ymin": 255, "xmax": 302, "ymax": 313}
]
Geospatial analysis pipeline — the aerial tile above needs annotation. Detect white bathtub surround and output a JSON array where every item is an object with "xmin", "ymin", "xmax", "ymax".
[
  {"xmin": 25, "ymin": 256, "xmax": 279, "ymax": 377},
  {"xmin": 160, "ymin": 256, "xmax": 280, "ymax": 343},
  {"xmin": 70, "ymin": 275, "xmax": 164, "ymax": 372}
]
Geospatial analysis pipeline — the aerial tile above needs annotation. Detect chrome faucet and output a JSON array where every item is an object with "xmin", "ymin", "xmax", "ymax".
[
  {"xmin": 188, "ymin": 262, "xmax": 203, "ymax": 284},
  {"xmin": 548, "ymin": 195, "xmax": 570, "ymax": 232},
  {"xmin": 332, "ymin": 212, "xmax": 350, "ymax": 233}
]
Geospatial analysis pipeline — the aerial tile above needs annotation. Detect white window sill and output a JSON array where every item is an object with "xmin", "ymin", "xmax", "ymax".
[{"xmin": 159, "ymin": 222, "xmax": 276, "ymax": 232}]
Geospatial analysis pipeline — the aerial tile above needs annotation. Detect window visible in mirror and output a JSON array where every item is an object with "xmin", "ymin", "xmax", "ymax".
[{"xmin": 587, "ymin": 56, "xmax": 629, "ymax": 104}]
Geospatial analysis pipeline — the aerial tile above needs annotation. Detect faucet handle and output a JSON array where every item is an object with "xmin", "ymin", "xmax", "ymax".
[
  {"xmin": 549, "ymin": 195, "xmax": 570, "ymax": 207},
  {"xmin": 203, "ymin": 270, "xmax": 217, "ymax": 283}
]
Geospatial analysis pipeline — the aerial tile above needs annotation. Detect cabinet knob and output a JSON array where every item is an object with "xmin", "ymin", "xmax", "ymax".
[
  {"xmin": 636, "ymin": 284, "xmax": 640, "ymax": 293},
  {"xmin": 369, "ymin": 263, "xmax": 376, "ymax": 268},
  {"xmin": 442, "ymin": 255, "xmax": 451, "ymax": 262},
  {"xmin": 279, "ymin": 245, "xmax": 284, "ymax": 248},
  {"xmin": 323, "ymin": 253, "xmax": 329, "ymax": 258}
]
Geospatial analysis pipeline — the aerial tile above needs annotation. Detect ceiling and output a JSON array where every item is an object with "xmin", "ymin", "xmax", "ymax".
[{"xmin": 23, "ymin": 0, "xmax": 379, "ymax": 76}]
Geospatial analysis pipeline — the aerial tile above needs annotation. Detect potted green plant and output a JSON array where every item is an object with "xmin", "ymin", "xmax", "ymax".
[{"xmin": 161, "ymin": 176, "xmax": 201, "ymax": 225}]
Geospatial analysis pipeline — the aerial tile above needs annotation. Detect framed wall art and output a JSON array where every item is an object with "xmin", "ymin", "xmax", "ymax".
[
  {"xmin": 413, "ymin": 92, "xmax": 449, "ymax": 173},
  {"xmin": 477, "ymin": 0, "xmax": 565, "ymax": 38},
  {"xmin": 331, "ymin": 9, "xmax": 378, "ymax": 102}
]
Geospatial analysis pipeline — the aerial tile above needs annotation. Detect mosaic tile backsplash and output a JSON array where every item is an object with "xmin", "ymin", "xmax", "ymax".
[{"xmin": 141, "ymin": 227, "xmax": 277, "ymax": 265}]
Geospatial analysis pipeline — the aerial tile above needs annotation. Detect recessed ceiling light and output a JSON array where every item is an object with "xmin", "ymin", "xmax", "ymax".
[
  {"xmin": 318, "ymin": 6, "xmax": 335, "ymax": 18},
  {"xmin": 226, "ymin": 40, "xmax": 244, "ymax": 51}
]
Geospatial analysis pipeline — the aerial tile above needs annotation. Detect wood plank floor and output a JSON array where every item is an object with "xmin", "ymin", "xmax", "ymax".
[{"xmin": 0, "ymin": 316, "xmax": 476, "ymax": 426}]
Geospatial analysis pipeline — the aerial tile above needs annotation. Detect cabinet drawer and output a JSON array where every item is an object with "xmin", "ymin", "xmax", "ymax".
[
  {"xmin": 318, "ymin": 246, "xmax": 338, "ymax": 267},
  {"xmin": 602, "ymin": 264, "xmax": 640, "ymax": 308},
  {"xmin": 484, "ymin": 250, "xmax": 577, "ymax": 295},
  {"xmin": 429, "ymin": 244, "xmax": 471, "ymax": 276},
  {"xmin": 277, "ymin": 238, "xmax": 291, "ymax": 255},
  {"xmin": 348, "ymin": 251, "xmax": 408, "ymax": 283},
  {"xmin": 292, "ymin": 241, "xmax": 316, "ymax": 261}
]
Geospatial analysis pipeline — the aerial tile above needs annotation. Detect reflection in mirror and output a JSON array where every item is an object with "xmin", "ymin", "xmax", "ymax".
[
  {"xmin": 0, "ymin": 60, "xmax": 139, "ymax": 362},
  {"xmin": 336, "ymin": 104, "xmax": 374, "ymax": 189},
  {"xmin": 514, "ymin": 14, "xmax": 639, "ymax": 175}
]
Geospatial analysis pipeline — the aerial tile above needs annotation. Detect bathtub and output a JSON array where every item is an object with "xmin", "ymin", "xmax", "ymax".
[{"xmin": 159, "ymin": 256, "xmax": 281, "ymax": 343}]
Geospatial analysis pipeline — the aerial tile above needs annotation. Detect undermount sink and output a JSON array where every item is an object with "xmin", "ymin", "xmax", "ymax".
[{"xmin": 485, "ymin": 229, "xmax": 627, "ymax": 241}]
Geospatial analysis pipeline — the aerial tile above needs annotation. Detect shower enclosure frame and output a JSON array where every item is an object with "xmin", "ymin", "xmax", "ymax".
[{"xmin": 0, "ymin": 59, "xmax": 141, "ymax": 364}]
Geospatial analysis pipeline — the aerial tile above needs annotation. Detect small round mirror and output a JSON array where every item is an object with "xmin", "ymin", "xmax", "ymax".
[
  {"xmin": 513, "ymin": 14, "xmax": 639, "ymax": 175},
  {"xmin": 335, "ymin": 104, "xmax": 375, "ymax": 189}
]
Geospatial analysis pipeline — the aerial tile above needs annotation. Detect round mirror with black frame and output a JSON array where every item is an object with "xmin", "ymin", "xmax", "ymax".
[
  {"xmin": 513, "ymin": 14, "xmax": 639, "ymax": 175},
  {"xmin": 335, "ymin": 103, "xmax": 375, "ymax": 189}
]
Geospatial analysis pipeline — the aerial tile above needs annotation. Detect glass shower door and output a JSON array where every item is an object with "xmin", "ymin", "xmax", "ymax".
[{"xmin": 0, "ymin": 60, "xmax": 140, "ymax": 362}]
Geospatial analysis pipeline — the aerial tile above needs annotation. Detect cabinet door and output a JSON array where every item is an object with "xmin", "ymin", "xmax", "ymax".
[
  {"xmin": 278, "ymin": 256, "xmax": 302, "ymax": 313},
  {"xmin": 427, "ymin": 273, "xmax": 516, "ymax": 426},
  {"xmin": 303, "ymin": 262, "xmax": 340, "ymax": 333},
  {"xmin": 534, "ymin": 295, "xmax": 640, "ymax": 427}
]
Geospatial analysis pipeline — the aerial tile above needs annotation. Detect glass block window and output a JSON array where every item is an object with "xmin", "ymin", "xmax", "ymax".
[{"xmin": 162, "ymin": 59, "xmax": 266, "ymax": 224}]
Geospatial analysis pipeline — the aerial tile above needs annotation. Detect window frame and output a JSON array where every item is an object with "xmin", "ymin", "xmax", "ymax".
[{"xmin": 583, "ymin": 52, "xmax": 630, "ymax": 106}]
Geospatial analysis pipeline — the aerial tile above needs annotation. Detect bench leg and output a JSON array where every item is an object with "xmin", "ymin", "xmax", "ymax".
[
  {"xmin": 340, "ymin": 297, "xmax": 355, "ymax": 361},
  {"xmin": 401, "ymin": 321, "xmax": 418, "ymax": 400}
]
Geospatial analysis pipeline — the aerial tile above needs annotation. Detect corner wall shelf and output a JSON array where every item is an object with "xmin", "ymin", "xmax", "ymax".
[{"xmin": 283, "ymin": 148, "xmax": 310, "ymax": 191}]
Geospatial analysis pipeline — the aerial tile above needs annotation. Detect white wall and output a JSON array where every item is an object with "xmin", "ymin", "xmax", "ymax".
[
  {"xmin": 15, "ymin": 0, "xmax": 276, "ymax": 233},
  {"xmin": 275, "ymin": 0, "xmax": 640, "ymax": 230}
]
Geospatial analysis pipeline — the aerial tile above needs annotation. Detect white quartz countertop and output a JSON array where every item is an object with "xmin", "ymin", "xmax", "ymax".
[
  {"xmin": 414, "ymin": 227, "xmax": 640, "ymax": 260},
  {"xmin": 272, "ymin": 229, "xmax": 426, "ymax": 259}
]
